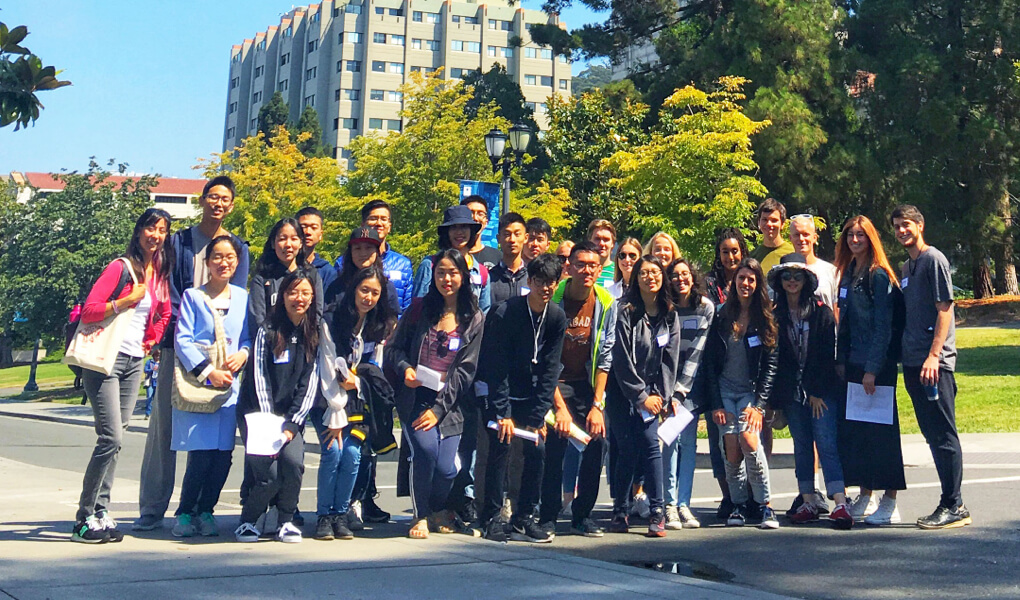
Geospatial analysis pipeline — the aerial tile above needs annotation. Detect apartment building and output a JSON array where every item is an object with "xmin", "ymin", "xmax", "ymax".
[{"xmin": 223, "ymin": 1, "xmax": 571, "ymax": 164}]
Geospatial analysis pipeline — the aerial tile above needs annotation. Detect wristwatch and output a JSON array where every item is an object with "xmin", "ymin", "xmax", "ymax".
[{"xmin": 593, "ymin": 397, "xmax": 606, "ymax": 411}]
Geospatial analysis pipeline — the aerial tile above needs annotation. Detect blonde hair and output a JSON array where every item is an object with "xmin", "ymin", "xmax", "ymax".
[{"xmin": 643, "ymin": 232, "xmax": 682, "ymax": 263}]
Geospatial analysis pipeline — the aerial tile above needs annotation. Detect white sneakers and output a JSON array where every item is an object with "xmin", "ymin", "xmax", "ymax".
[
  {"xmin": 235, "ymin": 519, "xmax": 303, "ymax": 542},
  {"xmin": 849, "ymin": 494, "xmax": 879, "ymax": 520},
  {"xmin": 678, "ymin": 505, "xmax": 701, "ymax": 529},
  {"xmin": 864, "ymin": 495, "xmax": 901, "ymax": 525},
  {"xmin": 277, "ymin": 522, "xmax": 303, "ymax": 543},
  {"xmin": 665, "ymin": 505, "xmax": 683, "ymax": 530}
]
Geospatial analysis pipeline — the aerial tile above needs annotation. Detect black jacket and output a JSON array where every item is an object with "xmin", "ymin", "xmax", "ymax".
[
  {"xmin": 385, "ymin": 299, "xmax": 485, "ymax": 438},
  {"xmin": 770, "ymin": 299, "xmax": 837, "ymax": 409},
  {"xmin": 608, "ymin": 304, "xmax": 681, "ymax": 414},
  {"xmin": 248, "ymin": 263, "xmax": 323, "ymax": 334},
  {"xmin": 488, "ymin": 261, "xmax": 529, "ymax": 306},
  {"xmin": 238, "ymin": 325, "xmax": 318, "ymax": 436},
  {"xmin": 704, "ymin": 313, "xmax": 779, "ymax": 411}
]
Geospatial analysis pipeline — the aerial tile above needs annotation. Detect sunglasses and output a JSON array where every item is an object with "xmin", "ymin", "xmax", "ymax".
[
  {"xmin": 781, "ymin": 271, "xmax": 806, "ymax": 282},
  {"xmin": 436, "ymin": 330, "xmax": 450, "ymax": 358}
]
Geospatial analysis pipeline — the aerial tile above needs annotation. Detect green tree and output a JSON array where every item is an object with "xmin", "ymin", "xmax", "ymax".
[
  {"xmin": 0, "ymin": 21, "xmax": 71, "ymax": 130},
  {"xmin": 571, "ymin": 64, "xmax": 613, "ymax": 95},
  {"xmin": 257, "ymin": 91, "xmax": 290, "ymax": 139},
  {"xmin": 603, "ymin": 77, "xmax": 770, "ymax": 266},
  {"xmin": 198, "ymin": 126, "xmax": 348, "ymax": 260},
  {"xmin": 294, "ymin": 105, "xmax": 331, "ymax": 158},
  {"xmin": 0, "ymin": 161, "xmax": 154, "ymax": 348}
]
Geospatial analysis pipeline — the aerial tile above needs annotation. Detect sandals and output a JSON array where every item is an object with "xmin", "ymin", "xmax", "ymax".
[{"xmin": 408, "ymin": 518, "xmax": 429, "ymax": 539}]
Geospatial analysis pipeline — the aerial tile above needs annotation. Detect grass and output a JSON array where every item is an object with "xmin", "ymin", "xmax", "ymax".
[{"xmin": 0, "ymin": 361, "xmax": 76, "ymax": 390}]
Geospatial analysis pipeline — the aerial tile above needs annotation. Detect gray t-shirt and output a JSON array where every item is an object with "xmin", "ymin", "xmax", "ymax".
[
  {"xmin": 719, "ymin": 332, "xmax": 753, "ymax": 395},
  {"xmin": 900, "ymin": 246, "xmax": 956, "ymax": 370}
]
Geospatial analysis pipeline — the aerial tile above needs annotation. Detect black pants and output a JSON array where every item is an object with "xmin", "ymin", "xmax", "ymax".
[
  {"xmin": 447, "ymin": 403, "xmax": 479, "ymax": 511},
  {"xmin": 540, "ymin": 381, "xmax": 606, "ymax": 524},
  {"xmin": 176, "ymin": 449, "xmax": 233, "ymax": 516},
  {"xmin": 903, "ymin": 366, "xmax": 963, "ymax": 509},
  {"xmin": 482, "ymin": 415, "xmax": 545, "ymax": 524},
  {"xmin": 240, "ymin": 436, "xmax": 305, "ymax": 525},
  {"xmin": 351, "ymin": 444, "xmax": 376, "ymax": 502}
]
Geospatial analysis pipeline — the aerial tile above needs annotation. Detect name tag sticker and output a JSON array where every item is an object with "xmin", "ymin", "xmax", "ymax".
[
  {"xmin": 901, "ymin": 277, "xmax": 909, "ymax": 289},
  {"xmin": 389, "ymin": 270, "xmax": 403, "ymax": 282},
  {"xmin": 683, "ymin": 318, "xmax": 698, "ymax": 330},
  {"xmin": 839, "ymin": 287, "xmax": 848, "ymax": 299},
  {"xmin": 748, "ymin": 336, "xmax": 762, "ymax": 348},
  {"xmin": 448, "ymin": 337, "xmax": 461, "ymax": 351},
  {"xmin": 274, "ymin": 349, "xmax": 290, "ymax": 364},
  {"xmin": 470, "ymin": 273, "xmax": 482, "ymax": 285},
  {"xmin": 520, "ymin": 286, "xmax": 530, "ymax": 296},
  {"xmin": 656, "ymin": 332, "xmax": 669, "ymax": 347}
]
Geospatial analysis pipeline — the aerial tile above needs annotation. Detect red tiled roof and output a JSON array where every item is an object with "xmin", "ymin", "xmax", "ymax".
[{"xmin": 18, "ymin": 172, "xmax": 205, "ymax": 196}]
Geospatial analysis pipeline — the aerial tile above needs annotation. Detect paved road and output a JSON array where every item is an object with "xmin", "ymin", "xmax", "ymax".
[{"xmin": 1, "ymin": 414, "xmax": 1018, "ymax": 599}]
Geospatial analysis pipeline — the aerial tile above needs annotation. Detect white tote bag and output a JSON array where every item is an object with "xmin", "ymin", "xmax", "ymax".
[{"xmin": 63, "ymin": 258, "xmax": 140, "ymax": 375}]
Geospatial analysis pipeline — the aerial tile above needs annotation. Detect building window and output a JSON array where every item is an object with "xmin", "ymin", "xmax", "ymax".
[
  {"xmin": 279, "ymin": 79, "xmax": 289, "ymax": 91},
  {"xmin": 372, "ymin": 60, "xmax": 385, "ymax": 72},
  {"xmin": 252, "ymin": 91, "xmax": 262, "ymax": 103},
  {"xmin": 346, "ymin": 31, "xmax": 362, "ymax": 43},
  {"xmin": 343, "ymin": 118, "xmax": 358, "ymax": 129},
  {"xmin": 524, "ymin": 47, "xmax": 536, "ymax": 59},
  {"xmin": 334, "ymin": 6, "xmax": 341, "ymax": 16},
  {"xmin": 254, "ymin": 65, "xmax": 264, "ymax": 78},
  {"xmin": 450, "ymin": 67, "xmax": 477, "ymax": 79},
  {"xmin": 304, "ymin": 94, "xmax": 315, "ymax": 107},
  {"xmin": 410, "ymin": 66, "xmax": 437, "ymax": 73},
  {"xmin": 154, "ymin": 195, "xmax": 189, "ymax": 205},
  {"xmin": 488, "ymin": 19, "xmax": 510, "ymax": 30},
  {"xmin": 559, "ymin": 55, "xmax": 569, "ymax": 63},
  {"xmin": 525, "ymin": 101, "xmax": 536, "ymax": 110},
  {"xmin": 283, "ymin": 27, "xmax": 292, "ymax": 38},
  {"xmin": 559, "ymin": 79, "xmax": 568, "ymax": 90},
  {"xmin": 413, "ymin": 11, "xmax": 439, "ymax": 23},
  {"xmin": 387, "ymin": 91, "xmax": 403, "ymax": 102},
  {"xmin": 412, "ymin": 38, "xmax": 422, "ymax": 49},
  {"xmin": 229, "ymin": 102, "xmax": 238, "ymax": 114},
  {"xmin": 374, "ymin": 32, "xmax": 387, "ymax": 44},
  {"xmin": 370, "ymin": 89, "xmax": 384, "ymax": 101},
  {"xmin": 524, "ymin": 74, "xmax": 536, "ymax": 85},
  {"xmin": 541, "ymin": 75, "xmax": 553, "ymax": 87},
  {"xmin": 346, "ymin": 3, "xmax": 362, "ymax": 13},
  {"xmin": 389, "ymin": 8, "xmax": 402, "ymax": 16},
  {"xmin": 308, "ymin": 40, "xmax": 319, "ymax": 53},
  {"xmin": 346, "ymin": 60, "xmax": 362, "ymax": 72},
  {"xmin": 369, "ymin": 118, "xmax": 383, "ymax": 130},
  {"xmin": 463, "ymin": 16, "xmax": 479, "ymax": 24},
  {"xmin": 541, "ymin": 49, "xmax": 552, "ymax": 60},
  {"xmin": 488, "ymin": 46, "xmax": 512, "ymax": 57},
  {"xmin": 306, "ymin": 67, "xmax": 317, "ymax": 80},
  {"xmin": 251, "ymin": 117, "xmax": 258, "ymax": 129},
  {"xmin": 453, "ymin": 40, "xmax": 480, "ymax": 53},
  {"xmin": 226, "ymin": 127, "xmax": 235, "ymax": 138},
  {"xmin": 333, "ymin": 117, "xmax": 340, "ymax": 130},
  {"xmin": 231, "ymin": 77, "xmax": 239, "ymax": 89},
  {"xmin": 346, "ymin": 89, "xmax": 360, "ymax": 100},
  {"xmin": 232, "ymin": 53, "xmax": 241, "ymax": 63},
  {"xmin": 451, "ymin": 40, "xmax": 463, "ymax": 51},
  {"xmin": 413, "ymin": 11, "xmax": 422, "ymax": 21},
  {"xmin": 387, "ymin": 119, "xmax": 401, "ymax": 131},
  {"xmin": 390, "ymin": 34, "xmax": 405, "ymax": 46},
  {"xmin": 538, "ymin": 102, "xmax": 548, "ymax": 113},
  {"xmin": 336, "ymin": 88, "xmax": 342, "ymax": 101},
  {"xmin": 280, "ymin": 53, "xmax": 290, "ymax": 66},
  {"xmin": 427, "ymin": 39, "xmax": 440, "ymax": 50},
  {"xmin": 388, "ymin": 62, "xmax": 404, "ymax": 74},
  {"xmin": 257, "ymin": 40, "xmax": 267, "ymax": 51},
  {"xmin": 311, "ymin": 11, "xmax": 320, "ymax": 22},
  {"xmin": 375, "ymin": 6, "xmax": 384, "ymax": 14}
]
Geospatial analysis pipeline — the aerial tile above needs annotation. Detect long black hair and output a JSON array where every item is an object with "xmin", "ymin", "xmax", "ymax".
[
  {"xmin": 719, "ymin": 257, "xmax": 776, "ymax": 349},
  {"xmin": 667, "ymin": 257, "xmax": 706, "ymax": 308},
  {"xmin": 773, "ymin": 269, "xmax": 817, "ymax": 322},
  {"xmin": 711, "ymin": 227, "xmax": 749, "ymax": 281},
  {"xmin": 333, "ymin": 266, "xmax": 397, "ymax": 354},
  {"xmin": 337, "ymin": 238, "xmax": 380, "ymax": 290},
  {"xmin": 423, "ymin": 249, "xmax": 478, "ymax": 329},
  {"xmin": 256, "ymin": 217, "xmax": 307, "ymax": 276},
  {"xmin": 623, "ymin": 254, "xmax": 673, "ymax": 321},
  {"xmin": 125, "ymin": 208, "xmax": 174, "ymax": 284},
  {"xmin": 269, "ymin": 268, "xmax": 319, "ymax": 362}
]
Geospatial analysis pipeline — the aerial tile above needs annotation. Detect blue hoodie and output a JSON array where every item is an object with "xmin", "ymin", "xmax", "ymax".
[{"xmin": 335, "ymin": 242, "xmax": 413, "ymax": 315}]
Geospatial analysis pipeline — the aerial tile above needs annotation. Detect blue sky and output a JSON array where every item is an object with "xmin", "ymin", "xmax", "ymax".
[{"xmin": 0, "ymin": 1, "xmax": 604, "ymax": 178}]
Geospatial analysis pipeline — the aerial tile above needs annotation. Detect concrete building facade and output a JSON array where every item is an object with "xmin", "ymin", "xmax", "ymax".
[{"xmin": 223, "ymin": 1, "xmax": 571, "ymax": 164}]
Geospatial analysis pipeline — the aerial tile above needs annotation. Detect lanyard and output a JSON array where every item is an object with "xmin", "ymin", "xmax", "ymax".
[{"xmin": 529, "ymin": 301, "xmax": 548, "ymax": 365}]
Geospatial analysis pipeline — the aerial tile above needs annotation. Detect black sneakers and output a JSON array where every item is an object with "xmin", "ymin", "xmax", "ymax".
[
  {"xmin": 332, "ymin": 514, "xmax": 355, "ymax": 540},
  {"xmin": 570, "ymin": 518, "xmax": 605, "ymax": 538},
  {"xmin": 362, "ymin": 498, "xmax": 391, "ymax": 523},
  {"xmin": 510, "ymin": 518, "xmax": 554, "ymax": 543},
  {"xmin": 726, "ymin": 505, "xmax": 746, "ymax": 527},
  {"xmin": 484, "ymin": 517, "xmax": 509, "ymax": 542},
  {"xmin": 346, "ymin": 508, "xmax": 366, "ymax": 532},
  {"xmin": 314, "ymin": 515, "xmax": 335, "ymax": 540},
  {"xmin": 71, "ymin": 516, "xmax": 110, "ymax": 544},
  {"xmin": 716, "ymin": 497, "xmax": 735, "ymax": 520},
  {"xmin": 917, "ymin": 505, "xmax": 972, "ymax": 530}
]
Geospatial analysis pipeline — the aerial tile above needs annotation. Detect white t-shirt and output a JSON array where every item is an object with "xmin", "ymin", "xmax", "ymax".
[
  {"xmin": 807, "ymin": 259, "xmax": 839, "ymax": 310},
  {"xmin": 119, "ymin": 288, "xmax": 152, "ymax": 358}
]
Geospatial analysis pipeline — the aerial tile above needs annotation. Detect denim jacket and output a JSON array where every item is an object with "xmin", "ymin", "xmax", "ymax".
[{"xmin": 837, "ymin": 263, "xmax": 894, "ymax": 375}]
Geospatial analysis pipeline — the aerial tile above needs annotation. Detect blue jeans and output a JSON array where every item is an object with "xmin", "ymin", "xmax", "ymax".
[
  {"xmin": 663, "ymin": 416, "xmax": 698, "ymax": 507},
  {"xmin": 310, "ymin": 407, "xmax": 362, "ymax": 516},
  {"xmin": 719, "ymin": 390, "xmax": 771, "ymax": 505},
  {"xmin": 785, "ymin": 398, "xmax": 845, "ymax": 497},
  {"xmin": 561, "ymin": 444, "xmax": 581, "ymax": 495}
]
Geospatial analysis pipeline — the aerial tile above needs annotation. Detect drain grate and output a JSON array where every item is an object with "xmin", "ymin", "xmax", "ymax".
[{"xmin": 628, "ymin": 559, "xmax": 736, "ymax": 582}]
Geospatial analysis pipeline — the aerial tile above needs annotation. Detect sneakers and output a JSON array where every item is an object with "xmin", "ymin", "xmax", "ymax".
[
  {"xmin": 678, "ymin": 505, "xmax": 701, "ymax": 529},
  {"xmin": 362, "ymin": 497, "xmax": 391, "ymax": 523},
  {"xmin": 234, "ymin": 522, "xmax": 261, "ymax": 543},
  {"xmin": 277, "ymin": 521, "xmax": 303, "ymax": 543},
  {"xmin": 570, "ymin": 518, "xmax": 604, "ymax": 538},
  {"xmin": 631, "ymin": 492, "xmax": 651, "ymax": 519},
  {"xmin": 71, "ymin": 515, "xmax": 110, "ymax": 544},
  {"xmin": 726, "ymin": 506, "xmax": 746, "ymax": 527},
  {"xmin": 484, "ymin": 517, "xmax": 509, "ymax": 542},
  {"xmin": 95, "ymin": 510, "xmax": 124, "ymax": 542},
  {"xmin": 346, "ymin": 507, "xmax": 366, "ymax": 532},
  {"xmin": 197, "ymin": 512, "xmax": 219, "ymax": 537},
  {"xmin": 647, "ymin": 510, "xmax": 667, "ymax": 538},
  {"xmin": 538, "ymin": 520, "xmax": 557, "ymax": 539},
  {"xmin": 829, "ymin": 503, "xmax": 854, "ymax": 530},
  {"xmin": 510, "ymin": 518, "xmax": 554, "ymax": 543},
  {"xmin": 849, "ymin": 493, "xmax": 879, "ymax": 520},
  {"xmin": 917, "ymin": 505, "xmax": 971, "ymax": 530},
  {"xmin": 332, "ymin": 514, "xmax": 354, "ymax": 540},
  {"xmin": 608, "ymin": 513, "xmax": 630, "ymax": 533},
  {"xmin": 789, "ymin": 502, "xmax": 820, "ymax": 525},
  {"xmin": 172, "ymin": 514, "xmax": 197, "ymax": 538},
  {"xmin": 812, "ymin": 490, "xmax": 831, "ymax": 515},
  {"xmin": 716, "ymin": 497, "xmax": 735, "ymax": 520},
  {"xmin": 785, "ymin": 494, "xmax": 805, "ymax": 518},
  {"xmin": 759, "ymin": 506, "xmax": 780, "ymax": 530},
  {"xmin": 314, "ymin": 515, "xmax": 335, "ymax": 540},
  {"xmin": 457, "ymin": 499, "xmax": 478, "ymax": 526},
  {"xmin": 131, "ymin": 514, "xmax": 164, "ymax": 531},
  {"xmin": 665, "ymin": 505, "xmax": 683, "ymax": 530},
  {"xmin": 864, "ymin": 495, "xmax": 902, "ymax": 525}
]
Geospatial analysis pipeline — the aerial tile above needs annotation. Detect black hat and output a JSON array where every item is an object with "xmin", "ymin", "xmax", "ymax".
[
  {"xmin": 349, "ymin": 226, "xmax": 382, "ymax": 248},
  {"xmin": 438, "ymin": 205, "xmax": 482, "ymax": 235},
  {"xmin": 768, "ymin": 253, "xmax": 818, "ymax": 294}
]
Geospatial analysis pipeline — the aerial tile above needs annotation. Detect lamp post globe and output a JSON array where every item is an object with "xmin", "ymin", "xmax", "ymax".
[
  {"xmin": 508, "ymin": 122, "xmax": 532, "ymax": 153},
  {"xmin": 484, "ymin": 127, "xmax": 508, "ymax": 161}
]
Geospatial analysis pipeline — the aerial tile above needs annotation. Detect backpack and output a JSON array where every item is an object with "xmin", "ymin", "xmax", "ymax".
[{"xmin": 861, "ymin": 269, "xmax": 906, "ymax": 363}]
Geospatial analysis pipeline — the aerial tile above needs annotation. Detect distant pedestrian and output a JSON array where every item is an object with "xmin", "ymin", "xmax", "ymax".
[{"xmin": 143, "ymin": 357, "xmax": 158, "ymax": 418}]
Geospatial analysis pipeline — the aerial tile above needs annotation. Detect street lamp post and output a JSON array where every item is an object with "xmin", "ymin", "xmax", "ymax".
[
  {"xmin": 23, "ymin": 337, "xmax": 41, "ymax": 393},
  {"xmin": 484, "ymin": 122, "xmax": 532, "ymax": 214}
]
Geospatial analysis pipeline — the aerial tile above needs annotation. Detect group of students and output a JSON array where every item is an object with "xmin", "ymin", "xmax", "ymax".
[{"xmin": 69, "ymin": 177, "xmax": 970, "ymax": 546}]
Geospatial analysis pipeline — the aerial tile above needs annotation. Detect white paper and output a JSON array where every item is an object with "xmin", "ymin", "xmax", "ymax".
[
  {"xmin": 846, "ymin": 383, "xmax": 895, "ymax": 425},
  {"xmin": 244, "ymin": 412, "xmax": 288, "ymax": 456},
  {"xmin": 657, "ymin": 405, "xmax": 695, "ymax": 445},
  {"xmin": 487, "ymin": 421, "xmax": 540, "ymax": 443},
  {"xmin": 415, "ymin": 365, "xmax": 446, "ymax": 392}
]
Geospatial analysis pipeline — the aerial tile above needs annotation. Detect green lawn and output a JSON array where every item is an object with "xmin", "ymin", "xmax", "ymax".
[{"xmin": 0, "ymin": 361, "xmax": 76, "ymax": 390}]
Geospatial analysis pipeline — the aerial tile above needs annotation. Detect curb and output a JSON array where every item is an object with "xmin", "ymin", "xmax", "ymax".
[{"xmin": 0, "ymin": 406, "xmax": 151, "ymax": 434}]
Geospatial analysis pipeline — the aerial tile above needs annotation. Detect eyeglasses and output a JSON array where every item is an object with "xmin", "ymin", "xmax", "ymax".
[
  {"xmin": 365, "ymin": 215, "xmax": 391, "ymax": 224},
  {"xmin": 781, "ymin": 271, "xmax": 806, "ymax": 282},
  {"xmin": 638, "ymin": 269, "xmax": 662, "ymax": 279},
  {"xmin": 204, "ymin": 193, "xmax": 233, "ymax": 205},
  {"xmin": 572, "ymin": 262, "xmax": 600, "ymax": 273},
  {"xmin": 286, "ymin": 290, "xmax": 314, "ymax": 300}
]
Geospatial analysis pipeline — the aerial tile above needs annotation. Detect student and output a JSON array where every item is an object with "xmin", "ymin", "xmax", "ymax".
[
  {"xmin": 705, "ymin": 258, "xmax": 780, "ymax": 529},
  {"xmin": 235, "ymin": 270, "xmax": 320, "ymax": 543},
  {"xmin": 606, "ymin": 255, "xmax": 680, "ymax": 537},
  {"xmin": 73, "ymin": 208, "xmax": 173, "ymax": 543},
  {"xmin": 387, "ymin": 249, "xmax": 485, "ymax": 539},
  {"xmin": 412, "ymin": 205, "xmax": 492, "ymax": 313},
  {"xmin": 891, "ymin": 205, "xmax": 969, "ymax": 529},
  {"xmin": 540, "ymin": 243, "xmax": 616, "ymax": 537},
  {"xmin": 143, "ymin": 357, "xmax": 158, "ymax": 418},
  {"xmin": 555, "ymin": 241, "xmax": 574, "ymax": 281},
  {"xmin": 327, "ymin": 227, "xmax": 400, "ymax": 317},
  {"xmin": 587, "ymin": 219, "xmax": 618, "ymax": 288},
  {"xmin": 644, "ymin": 232, "xmax": 682, "ymax": 266},
  {"xmin": 171, "ymin": 236, "xmax": 252, "ymax": 538},
  {"xmin": 523, "ymin": 217, "xmax": 552, "ymax": 264},
  {"xmin": 311, "ymin": 266, "xmax": 398, "ymax": 540},
  {"xmin": 337, "ymin": 199, "xmax": 414, "ymax": 315},
  {"xmin": 749, "ymin": 199, "xmax": 795, "ymax": 273},
  {"xmin": 662, "ymin": 258, "xmax": 714, "ymax": 530},
  {"xmin": 606, "ymin": 237, "xmax": 642, "ymax": 299},
  {"xmin": 296, "ymin": 206, "xmax": 338, "ymax": 293},
  {"xmin": 489, "ymin": 212, "xmax": 529, "ymax": 305},
  {"xmin": 249, "ymin": 217, "xmax": 324, "ymax": 331},
  {"xmin": 789, "ymin": 214, "xmax": 839, "ymax": 310},
  {"xmin": 461, "ymin": 195, "xmax": 502, "ymax": 270},
  {"xmin": 769, "ymin": 254, "xmax": 852, "ymax": 529},
  {"xmin": 478, "ymin": 255, "xmax": 566, "ymax": 543},
  {"xmin": 135, "ymin": 177, "xmax": 249, "ymax": 532},
  {"xmin": 834, "ymin": 216, "xmax": 906, "ymax": 525}
]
